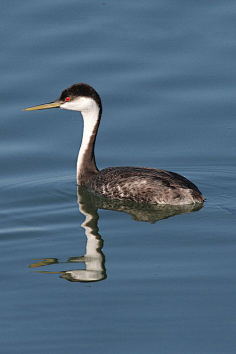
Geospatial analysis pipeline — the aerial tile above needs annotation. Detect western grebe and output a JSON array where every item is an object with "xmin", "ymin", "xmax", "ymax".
[{"xmin": 24, "ymin": 83, "xmax": 204, "ymax": 205}]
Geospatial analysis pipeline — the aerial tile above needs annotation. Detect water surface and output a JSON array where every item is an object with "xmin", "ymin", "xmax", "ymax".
[{"xmin": 1, "ymin": 1, "xmax": 236, "ymax": 353}]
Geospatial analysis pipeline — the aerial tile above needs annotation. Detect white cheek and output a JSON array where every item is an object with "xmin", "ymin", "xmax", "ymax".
[
  {"xmin": 60, "ymin": 97, "xmax": 96, "ymax": 112},
  {"xmin": 60, "ymin": 102, "xmax": 73, "ymax": 110}
]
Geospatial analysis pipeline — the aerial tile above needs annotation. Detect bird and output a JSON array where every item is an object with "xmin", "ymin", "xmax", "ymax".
[{"xmin": 24, "ymin": 83, "xmax": 204, "ymax": 205}]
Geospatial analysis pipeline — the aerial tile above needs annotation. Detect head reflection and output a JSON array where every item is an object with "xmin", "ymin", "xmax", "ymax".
[{"xmin": 29, "ymin": 186, "xmax": 203, "ymax": 282}]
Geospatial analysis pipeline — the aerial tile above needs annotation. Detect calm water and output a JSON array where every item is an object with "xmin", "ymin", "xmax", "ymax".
[{"xmin": 1, "ymin": 1, "xmax": 236, "ymax": 353}]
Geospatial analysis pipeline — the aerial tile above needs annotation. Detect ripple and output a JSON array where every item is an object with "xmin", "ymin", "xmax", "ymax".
[{"xmin": 0, "ymin": 172, "xmax": 79, "ymax": 237}]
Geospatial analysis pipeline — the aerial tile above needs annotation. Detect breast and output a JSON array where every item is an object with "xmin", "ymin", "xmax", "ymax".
[{"xmin": 86, "ymin": 166, "xmax": 204, "ymax": 205}]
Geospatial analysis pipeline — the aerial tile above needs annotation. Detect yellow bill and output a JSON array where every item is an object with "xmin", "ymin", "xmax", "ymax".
[{"xmin": 23, "ymin": 101, "xmax": 61, "ymax": 111}]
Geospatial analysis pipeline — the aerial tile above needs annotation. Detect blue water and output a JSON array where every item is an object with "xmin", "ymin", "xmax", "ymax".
[{"xmin": 1, "ymin": 1, "xmax": 236, "ymax": 353}]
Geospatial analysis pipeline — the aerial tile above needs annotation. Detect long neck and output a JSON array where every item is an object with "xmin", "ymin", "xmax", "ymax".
[{"xmin": 77, "ymin": 105, "xmax": 101, "ymax": 185}]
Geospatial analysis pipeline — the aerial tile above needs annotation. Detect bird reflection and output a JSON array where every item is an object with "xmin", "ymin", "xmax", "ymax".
[{"xmin": 29, "ymin": 186, "xmax": 203, "ymax": 282}]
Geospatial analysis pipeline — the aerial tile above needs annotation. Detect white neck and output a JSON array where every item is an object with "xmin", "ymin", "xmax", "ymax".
[
  {"xmin": 76, "ymin": 100, "xmax": 100, "ymax": 182},
  {"xmin": 61, "ymin": 96, "xmax": 101, "ymax": 185}
]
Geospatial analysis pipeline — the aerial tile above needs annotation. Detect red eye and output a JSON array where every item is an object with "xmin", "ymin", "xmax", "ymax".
[{"xmin": 65, "ymin": 97, "xmax": 71, "ymax": 102}]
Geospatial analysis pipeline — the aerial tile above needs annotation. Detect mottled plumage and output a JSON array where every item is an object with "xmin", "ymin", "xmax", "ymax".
[{"xmin": 86, "ymin": 166, "xmax": 204, "ymax": 205}]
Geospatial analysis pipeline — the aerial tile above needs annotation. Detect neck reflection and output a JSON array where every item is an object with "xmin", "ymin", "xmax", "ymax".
[{"xmin": 29, "ymin": 186, "xmax": 203, "ymax": 282}]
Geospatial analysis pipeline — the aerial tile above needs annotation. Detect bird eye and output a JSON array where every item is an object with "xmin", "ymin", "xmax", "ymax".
[{"xmin": 65, "ymin": 97, "xmax": 71, "ymax": 102}]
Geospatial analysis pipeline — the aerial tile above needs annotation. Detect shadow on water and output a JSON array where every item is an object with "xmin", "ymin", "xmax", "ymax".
[{"xmin": 29, "ymin": 186, "xmax": 203, "ymax": 282}]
